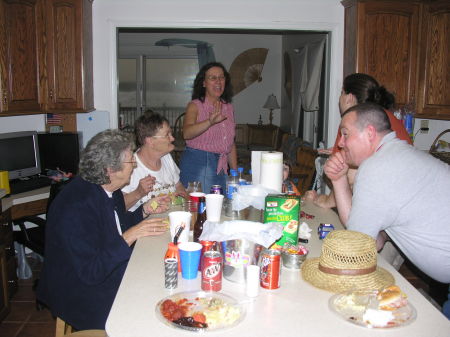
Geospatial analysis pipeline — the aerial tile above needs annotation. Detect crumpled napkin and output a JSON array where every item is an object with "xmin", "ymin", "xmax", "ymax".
[
  {"xmin": 298, "ymin": 221, "xmax": 312, "ymax": 240},
  {"xmin": 199, "ymin": 220, "xmax": 283, "ymax": 248}
]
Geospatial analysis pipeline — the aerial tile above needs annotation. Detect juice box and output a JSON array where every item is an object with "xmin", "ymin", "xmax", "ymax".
[{"xmin": 264, "ymin": 194, "xmax": 301, "ymax": 248}]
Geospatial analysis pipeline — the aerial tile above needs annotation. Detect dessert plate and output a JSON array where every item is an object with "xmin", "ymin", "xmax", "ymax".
[{"xmin": 329, "ymin": 289, "xmax": 417, "ymax": 329}]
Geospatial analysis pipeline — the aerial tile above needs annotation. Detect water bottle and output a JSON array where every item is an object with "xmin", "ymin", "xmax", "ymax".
[
  {"xmin": 237, "ymin": 167, "xmax": 246, "ymax": 185},
  {"xmin": 225, "ymin": 169, "xmax": 239, "ymax": 217},
  {"xmin": 226, "ymin": 169, "xmax": 239, "ymax": 199}
]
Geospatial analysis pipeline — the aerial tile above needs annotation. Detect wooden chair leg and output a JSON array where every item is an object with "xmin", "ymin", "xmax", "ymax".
[{"xmin": 56, "ymin": 317, "xmax": 73, "ymax": 337}]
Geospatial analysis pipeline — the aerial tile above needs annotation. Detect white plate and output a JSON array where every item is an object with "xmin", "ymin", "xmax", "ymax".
[
  {"xmin": 329, "ymin": 289, "xmax": 417, "ymax": 329},
  {"xmin": 155, "ymin": 291, "xmax": 245, "ymax": 332}
]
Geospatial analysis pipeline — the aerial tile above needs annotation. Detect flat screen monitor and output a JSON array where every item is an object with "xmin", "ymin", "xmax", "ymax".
[
  {"xmin": 0, "ymin": 131, "xmax": 41, "ymax": 180},
  {"xmin": 38, "ymin": 132, "xmax": 81, "ymax": 175}
]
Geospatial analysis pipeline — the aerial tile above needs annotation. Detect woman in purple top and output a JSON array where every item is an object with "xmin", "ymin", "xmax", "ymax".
[{"xmin": 180, "ymin": 62, "xmax": 237, "ymax": 193}]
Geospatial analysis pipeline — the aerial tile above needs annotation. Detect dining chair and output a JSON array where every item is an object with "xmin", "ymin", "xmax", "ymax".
[
  {"xmin": 55, "ymin": 317, "xmax": 106, "ymax": 337},
  {"xmin": 172, "ymin": 112, "xmax": 185, "ymax": 164}
]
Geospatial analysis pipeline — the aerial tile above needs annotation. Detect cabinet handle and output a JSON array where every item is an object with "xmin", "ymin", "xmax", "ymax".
[
  {"xmin": 8, "ymin": 279, "xmax": 16, "ymax": 284},
  {"xmin": 3, "ymin": 93, "xmax": 6, "ymax": 104},
  {"xmin": 4, "ymin": 246, "xmax": 11, "ymax": 250},
  {"xmin": 49, "ymin": 90, "xmax": 53, "ymax": 99}
]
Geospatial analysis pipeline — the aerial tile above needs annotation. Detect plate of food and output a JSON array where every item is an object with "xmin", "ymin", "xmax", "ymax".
[
  {"xmin": 329, "ymin": 286, "xmax": 416, "ymax": 329},
  {"xmin": 155, "ymin": 291, "xmax": 245, "ymax": 332}
]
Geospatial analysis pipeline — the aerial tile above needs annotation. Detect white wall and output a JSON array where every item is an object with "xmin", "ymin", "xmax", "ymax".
[
  {"xmin": 119, "ymin": 32, "xmax": 282, "ymax": 125},
  {"xmin": 92, "ymin": 0, "xmax": 345, "ymax": 147}
]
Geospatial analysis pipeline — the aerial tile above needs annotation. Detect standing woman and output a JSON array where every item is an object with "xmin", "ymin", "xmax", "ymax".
[{"xmin": 179, "ymin": 62, "xmax": 237, "ymax": 193}]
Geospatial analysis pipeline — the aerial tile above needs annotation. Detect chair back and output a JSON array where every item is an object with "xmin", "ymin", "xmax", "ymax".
[
  {"xmin": 291, "ymin": 145, "xmax": 318, "ymax": 194},
  {"xmin": 55, "ymin": 317, "xmax": 106, "ymax": 337}
]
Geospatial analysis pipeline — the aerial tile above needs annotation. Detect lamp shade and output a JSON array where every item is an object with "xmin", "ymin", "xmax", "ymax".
[{"xmin": 263, "ymin": 94, "xmax": 280, "ymax": 110}]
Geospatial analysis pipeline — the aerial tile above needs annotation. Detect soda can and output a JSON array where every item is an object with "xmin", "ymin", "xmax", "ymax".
[
  {"xmin": 199, "ymin": 240, "xmax": 215, "ymax": 271},
  {"xmin": 318, "ymin": 223, "xmax": 335, "ymax": 240},
  {"xmin": 259, "ymin": 249, "xmax": 281, "ymax": 289},
  {"xmin": 210, "ymin": 185, "xmax": 223, "ymax": 195},
  {"xmin": 201, "ymin": 250, "xmax": 222, "ymax": 291},
  {"xmin": 164, "ymin": 258, "xmax": 178, "ymax": 289}
]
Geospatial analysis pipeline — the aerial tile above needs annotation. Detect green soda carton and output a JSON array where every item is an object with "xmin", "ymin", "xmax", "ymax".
[{"xmin": 264, "ymin": 194, "xmax": 301, "ymax": 248}]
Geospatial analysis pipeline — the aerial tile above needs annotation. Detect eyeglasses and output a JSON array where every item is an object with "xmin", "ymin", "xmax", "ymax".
[
  {"xmin": 123, "ymin": 160, "xmax": 137, "ymax": 168},
  {"xmin": 206, "ymin": 75, "xmax": 225, "ymax": 82},
  {"xmin": 152, "ymin": 131, "xmax": 173, "ymax": 139}
]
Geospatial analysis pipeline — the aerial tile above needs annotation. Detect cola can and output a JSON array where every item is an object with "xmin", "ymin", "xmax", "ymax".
[
  {"xmin": 259, "ymin": 249, "xmax": 281, "ymax": 289},
  {"xmin": 210, "ymin": 185, "xmax": 223, "ymax": 195},
  {"xmin": 199, "ymin": 240, "xmax": 215, "ymax": 271},
  {"xmin": 201, "ymin": 250, "xmax": 222, "ymax": 291}
]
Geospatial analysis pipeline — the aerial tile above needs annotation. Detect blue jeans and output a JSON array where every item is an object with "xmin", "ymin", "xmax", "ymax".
[{"xmin": 179, "ymin": 147, "xmax": 226, "ymax": 194}]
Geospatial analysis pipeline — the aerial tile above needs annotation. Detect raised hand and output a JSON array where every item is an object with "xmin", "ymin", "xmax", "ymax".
[
  {"xmin": 324, "ymin": 150, "xmax": 349, "ymax": 182},
  {"xmin": 209, "ymin": 101, "xmax": 227, "ymax": 125}
]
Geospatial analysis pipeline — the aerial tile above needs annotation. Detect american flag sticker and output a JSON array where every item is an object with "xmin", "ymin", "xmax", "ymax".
[{"xmin": 46, "ymin": 113, "xmax": 63, "ymax": 125}]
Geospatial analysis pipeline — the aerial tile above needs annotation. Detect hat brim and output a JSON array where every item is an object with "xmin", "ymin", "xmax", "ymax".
[{"xmin": 301, "ymin": 257, "xmax": 395, "ymax": 293}]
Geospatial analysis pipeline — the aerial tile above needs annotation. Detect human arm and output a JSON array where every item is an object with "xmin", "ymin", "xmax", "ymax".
[
  {"xmin": 183, "ymin": 101, "xmax": 227, "ymax": 140},
  {"xmin": 123, "ymin": 175, "xmax": 156, "ymax": 210},
  {"xmin": 323, "ymin": 150, "xmax": 352, "ymax": 225},
  {"xmin": 228, "ymin": 143, "xmax": 237, "ymax": 171},
  {"xmin": 122, "ymin": 217, "xmax": 167, "ymax": 246}
]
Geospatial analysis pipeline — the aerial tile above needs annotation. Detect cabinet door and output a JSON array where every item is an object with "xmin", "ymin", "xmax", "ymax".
[
  {"xmin": 416, "ymin": 1, "xmax": 450, "ymax": 119},
  {"xmin": 344, "ymin": 1, "xmax": 420, "ymax": 108},
  {"xmin": 0, "ymin": 247, "xmax": 9, "ymax": 322},
  {"xmin": 45, "ymin": 0, "xmax": 94, "ymax": 112},
  {"xmin": 0, "ymin": 0, "xmax": 44, "ymax": 114}
]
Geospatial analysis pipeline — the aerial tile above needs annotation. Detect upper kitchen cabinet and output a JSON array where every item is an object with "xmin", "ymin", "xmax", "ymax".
[
  {"xmin": 342, "ymin": 0, "xmax": 420, "ymax": 109},
  {"xmin": 0, "ymin": 0, "xmax": 44, "ymax": 114},
  {"xmin": 416, "ymin": 1, "xmax": 450, "ymax": 119},
  {"xmin": 342, "ymin": 0, "xmax": 450, "ymax": 120},
  {"xmin": 44, "ymin": 0, "xmax": 94, "ymax": 113},
  {"xmin": 0, "ymin": 0, "xmax": 94, "ymax": 116}
]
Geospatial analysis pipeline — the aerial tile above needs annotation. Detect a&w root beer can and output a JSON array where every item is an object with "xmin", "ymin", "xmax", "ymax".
[{"xmin": 201, "ymin": 250, "xmax": 222, "ymax": 291}]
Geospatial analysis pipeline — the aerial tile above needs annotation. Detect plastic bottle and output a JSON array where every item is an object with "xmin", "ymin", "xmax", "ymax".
[
  {"xmin": 226, "ymin": 169, "xmax": 239, "ymax": 199},
  {"xmin": 237, "ymin": 167, "xmax": 246, "ymax": 185},
  {"xmin": 193, "ymin": 196, "xmax": 206, "ymax": 242}
]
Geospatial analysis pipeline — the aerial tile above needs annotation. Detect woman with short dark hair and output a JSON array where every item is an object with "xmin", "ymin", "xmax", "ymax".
[
  {"xmin": 179, "ymin": 62, "xmax": 237, "ymax": 193},
  {"xmin": 37, "ymin": 129, "xmax": 168, "ymax": 330}
]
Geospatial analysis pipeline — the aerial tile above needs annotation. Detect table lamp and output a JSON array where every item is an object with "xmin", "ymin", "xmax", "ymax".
[{"xmin": 263, "ymin": 94, "xmax": 280, "ymax": 125}]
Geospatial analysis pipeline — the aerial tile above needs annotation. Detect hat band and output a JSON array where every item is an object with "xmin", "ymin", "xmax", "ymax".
[{"xmin": 318, "ymin": 263, "xmax": 376, "ymax": 276}]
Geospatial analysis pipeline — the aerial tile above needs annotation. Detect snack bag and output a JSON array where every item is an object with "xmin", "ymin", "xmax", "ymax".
[{"xmin": 264, "ymin": 194, "xmax": 301, "ymax": 248}]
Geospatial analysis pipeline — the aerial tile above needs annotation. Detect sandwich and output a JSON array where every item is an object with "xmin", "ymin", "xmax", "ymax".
[
  {"xmin": 377, "ymin": 285, "xmax": 408, "ymax": 311},
  {"xmin": 280, "ymin": 199, "xmax": 299, "ymax": 212}
]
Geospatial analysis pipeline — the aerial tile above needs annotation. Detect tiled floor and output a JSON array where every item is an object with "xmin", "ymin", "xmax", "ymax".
[{"xmin": 0, "ymin": 256, "xmax": 55, "ymax": 337}]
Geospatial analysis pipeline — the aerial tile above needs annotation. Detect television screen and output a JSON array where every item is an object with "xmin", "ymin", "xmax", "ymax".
[
  {"xmin": 0, "ymin": 131, "xmax": 41, "ymax": 180},
  {"xmin": 38, "ymin": 132, "xmax": 81, "ymax": 175}
]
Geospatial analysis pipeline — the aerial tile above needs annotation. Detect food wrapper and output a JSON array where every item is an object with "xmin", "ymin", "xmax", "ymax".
[
  {"xmin": 298, "ymin": 222, "xmax": 312, "ymax": 240},
  {"xmin": 231, "ymin": 184, "xmax": 279, "ymax": 211},
  {"xmin": 199, "ymin": 220, "xmax": 283, "ymax": 248}
]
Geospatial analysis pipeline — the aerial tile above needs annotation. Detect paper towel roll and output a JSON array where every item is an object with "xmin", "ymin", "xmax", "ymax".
[{"xmin": 260, "ymin": 151, "xmax": 283, "ymax": 192}]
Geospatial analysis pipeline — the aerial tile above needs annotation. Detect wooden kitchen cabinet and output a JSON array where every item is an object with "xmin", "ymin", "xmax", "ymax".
[
  {"xmin": 342, "ymin": 0, "xmax": 450, "ymax": 119},
  {"xmin": 0, "ymin": 0, "xmax": 94, "ymax": 116},
  {"xmin": 416, "ymin": 1, "xmax": 450, "ymax": 119},
  {"xmin": 44, "ymin": 0, "xmax": 94, "ymax": 113},
  {"xmin": 0, "ymin": 0, "xmax": 43, "ymax": 114},
  {"xmin": 342, "ymin": 0, "xmax": 421, "ymax": 108}
]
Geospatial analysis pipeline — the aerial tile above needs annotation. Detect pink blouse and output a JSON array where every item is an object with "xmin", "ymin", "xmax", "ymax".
[{"xmin": 186, "ymin": 99, "xmax": 235, "ymax": 174}]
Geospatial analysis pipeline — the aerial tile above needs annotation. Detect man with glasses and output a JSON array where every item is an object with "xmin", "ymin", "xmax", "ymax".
[{"xmin": 122, "ymin": 112, "xmax": 187, "ymax": 211}]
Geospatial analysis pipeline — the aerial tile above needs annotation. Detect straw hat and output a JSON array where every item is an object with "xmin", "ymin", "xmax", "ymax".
[{"xmin": 301, "ymin": 230, "xmax": 394, "ymax": 293}]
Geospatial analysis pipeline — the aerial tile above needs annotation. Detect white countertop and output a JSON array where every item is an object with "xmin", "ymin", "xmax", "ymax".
[{"xmin": 106, "ymin": 202, "xmax": 450, "ymax": 337}]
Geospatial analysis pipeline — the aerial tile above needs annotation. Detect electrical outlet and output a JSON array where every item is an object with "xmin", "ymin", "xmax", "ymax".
[{"xmin": 420, "ymin": 120, "xmax": 429, "ymax": 134}]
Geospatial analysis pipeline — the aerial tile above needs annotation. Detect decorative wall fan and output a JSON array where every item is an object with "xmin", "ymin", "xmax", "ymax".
[{"xmin": 229, "ymin": 48, "xmax": 269, "ymax": 96}]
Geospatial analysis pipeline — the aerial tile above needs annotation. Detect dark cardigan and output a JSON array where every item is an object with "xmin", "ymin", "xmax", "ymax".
[{"xmin": 37, "ymin": 176, "xmax": 143, "ymax": 330}]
